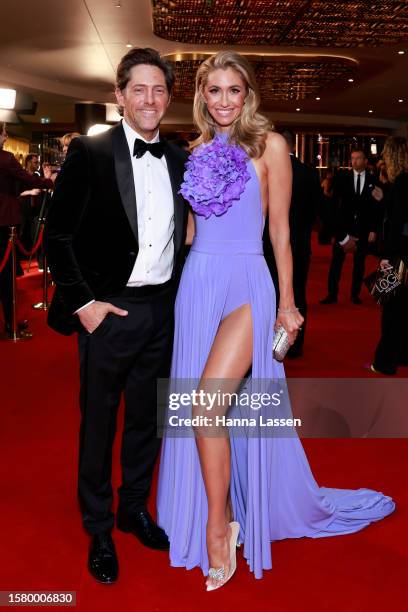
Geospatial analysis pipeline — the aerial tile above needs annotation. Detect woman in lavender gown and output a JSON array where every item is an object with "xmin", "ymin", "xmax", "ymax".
[{"xmin": 157, "ymin": 51, "xmax": 395, "ymax": 591}]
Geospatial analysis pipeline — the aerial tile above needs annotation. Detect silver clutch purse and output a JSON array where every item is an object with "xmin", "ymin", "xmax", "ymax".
[{"xmin": 273, "ymin": 325, "xmax": 290, "ymax": 361}]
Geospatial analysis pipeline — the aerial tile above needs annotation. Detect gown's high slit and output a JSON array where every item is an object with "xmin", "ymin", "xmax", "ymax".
[{"xmin": 157, "ymin": 152, "xmax": 395, "ymax": 579}]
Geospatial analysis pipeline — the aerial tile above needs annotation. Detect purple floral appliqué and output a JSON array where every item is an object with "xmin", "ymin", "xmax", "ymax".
[{"xmin": 179, "ymin": 134, "xmax": 250, "ymax": 218}]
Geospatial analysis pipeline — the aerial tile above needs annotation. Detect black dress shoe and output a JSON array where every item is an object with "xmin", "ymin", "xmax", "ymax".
[
  {"xmin": 4, "ymin": 323, "xmax": 33, "ymax": 339},
  {"xmin": 351, "ymin": 296, "xmax": 363, "ymax": 304},
  {"xmin": 319, "ymin": 295, "xmax": 337, "ymax": 304},
  {"xmin": 88, "ymin": 532, "xmax": 118, "ymax": 584},
  {"xmin": 370, "ymin": 363, "xmax": 396, "ymax": 376},
  {"xmin": 5, "ymin": 320, "xmax": 30, "ymax": 332},
  {"xmin": 117, "ymin": 509, "xmax": 169, "ymax": 550}
]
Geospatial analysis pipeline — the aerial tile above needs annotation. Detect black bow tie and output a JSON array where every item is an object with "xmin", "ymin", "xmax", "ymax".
[{"xmin": 133, "ymin": 138, "xmax": 165, "ymax": 159}]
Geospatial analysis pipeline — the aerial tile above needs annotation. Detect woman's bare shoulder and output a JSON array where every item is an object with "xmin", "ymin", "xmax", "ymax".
[{"xmin": 263, "ymin": 131, "xmax": 289, "ymax": 157}]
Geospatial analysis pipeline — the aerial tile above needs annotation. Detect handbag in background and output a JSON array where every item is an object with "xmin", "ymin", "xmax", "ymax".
[{"xmin": 364, "ymin": 261, "xmax": 402, "ymax": 305}]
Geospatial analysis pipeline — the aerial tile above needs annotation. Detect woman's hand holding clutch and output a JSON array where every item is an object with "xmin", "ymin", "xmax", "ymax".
[
  {"xmin": 276, "ymin": 309, "xmax": 304, "ymax": 341},
  {"xmin": 273, "ymin": 308, "xmax": 304, "ymax": 360}
]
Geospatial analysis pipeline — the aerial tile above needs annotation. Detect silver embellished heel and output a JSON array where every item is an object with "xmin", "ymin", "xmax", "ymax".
[{"xmin": 206, "ymin": 522, "xmax": 240, "ymax": 592}]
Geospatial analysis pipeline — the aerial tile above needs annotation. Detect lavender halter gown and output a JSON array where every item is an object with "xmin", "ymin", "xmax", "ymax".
[{"xmin": 157, "ymin": 142, "xmax": 395, "ymax": 579}]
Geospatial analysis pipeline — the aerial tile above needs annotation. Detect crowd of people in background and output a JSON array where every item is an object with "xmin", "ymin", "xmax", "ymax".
[
  {"xmin": 0, "ymin": 122, "xmax": 55, "ymax": 338},
  {"xmin": 314, "ymin": 138, "xmax": 408, "ymax": 375},
  {"xmin": 0, "ymin": 128, "xmax": 81, "ymax": 338},
  {"xmin": 0, "ymin": 120, "xmax": 407, "ymax": 375}
]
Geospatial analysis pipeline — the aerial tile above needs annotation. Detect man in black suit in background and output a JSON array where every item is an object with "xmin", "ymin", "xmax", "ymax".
[
  {"xmin": 320, "ymin": 150, "xmax": 381, "ymax": 305},
  {"xmin": 264, "ymin": 129, "xmax": 322, "ymax": 357},
  {"xmin": 45, "ymin": 48, "xmax": 188, "ymax": 584}
]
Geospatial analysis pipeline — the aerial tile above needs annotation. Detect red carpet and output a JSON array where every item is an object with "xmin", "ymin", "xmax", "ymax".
[{"xmin": 0, "ymin": 236, "xmax": 406, "ymax": 611}]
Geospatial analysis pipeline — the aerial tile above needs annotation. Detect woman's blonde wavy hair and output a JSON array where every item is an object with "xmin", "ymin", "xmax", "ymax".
[
  {"xmin": 382, "ymin": 136, "xmax": 408, "ymax": 183},
  {"xmin": 192, "ymin": 51, "xmax": 272, "ymax": 158}
]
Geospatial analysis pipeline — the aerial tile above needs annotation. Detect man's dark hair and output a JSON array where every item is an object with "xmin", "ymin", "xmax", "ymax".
[
  {"xmin": 351, "ymin": 149, "xmax": 367, "ymax": 158},
  {"xmin": 279, "ymin": 129, "xmax": 295, "ymax": 151},
  {"xmin": 25, "ymin": 153, "xmax": 39, "ymax": 168},
  {"xmin": 24, "ymin": 153, "xmax": 38, "ymax": 168},
  {"xmin": 116, "ymin": 47, "xmax": 175, "ymax": 94}
]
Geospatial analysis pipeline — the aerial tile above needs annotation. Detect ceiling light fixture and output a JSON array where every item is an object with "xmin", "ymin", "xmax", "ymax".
[
  {"xmin": 88, "ymin": 124, "xmax": 110, "ymax": 136},
  {"xmin": 106, "ymin": 104, "xmax": 121, "ymax": 122},
  {"xmin": 0, "ymin": 88, "xmax": 16, "ymax": 110},
  {"xmin": 398, "ymin": 98, "xmax": 404, "ymax": 103},
  {"xmin": 398, "ymin": 50, "xmax": 405, "ymax": 54},
  {"xmin": 369, "ymin": 109, "xmax": 373, "ymax": 113},
  {"xmin": 315, "ymin": 97, "xmax": 321, "ymax": 100},
  {"xmin": 296, "ymin": 107, "xmax": 301, "ymax": 111},
  {"xmin": 126, "ymin": 43, "xmax": 132, "ymax": 48},
  {"xmin": 348, "ymin": 78, "xmax": 354, "ymax": 82}
]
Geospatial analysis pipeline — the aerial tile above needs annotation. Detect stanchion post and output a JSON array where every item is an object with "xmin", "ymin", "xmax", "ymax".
[
  {"xmin": 32, "ymin": 219, "xmax": 50, "ymax": 311},
  {"xmin": 9, "ymin": 226, "xmax": 19, "ymax": 341},
  {"xmin": 43, "ymin": 251, "xmax": 49, "ymax": 309},
  {"xmin": 9, "ymin": 226, "xmax": 18, "ymax": 340},
  {"xmin": 0, "ymin": 226, "xmax": 33, "ymax": 342}
]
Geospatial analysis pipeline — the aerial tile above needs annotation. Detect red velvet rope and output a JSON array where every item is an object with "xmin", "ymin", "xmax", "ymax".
[
  {"xmin": 15, "ymin": 225, "xmax": 44, "ymax": 257},
  {"xmin": 0, "ymin": 240, "xmax": 12, "ymax": 274}
]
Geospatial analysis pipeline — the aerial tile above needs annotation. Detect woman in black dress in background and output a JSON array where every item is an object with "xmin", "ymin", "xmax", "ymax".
[{"xmin": 371, "ymin": 136, "xmax": 408, "ymax": 375}]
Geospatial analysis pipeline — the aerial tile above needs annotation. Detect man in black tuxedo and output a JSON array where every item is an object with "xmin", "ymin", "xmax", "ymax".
[
  {"xmin": 45, "ymin": 48, "xmax": 188, "ymax": 584},
  {"xmin": 263, "ymin": 130, "xmax": 322, "ymax": 357},
  {"xmin": 320, "ymin": 150, "xmax": 381, "ymax": 305}
]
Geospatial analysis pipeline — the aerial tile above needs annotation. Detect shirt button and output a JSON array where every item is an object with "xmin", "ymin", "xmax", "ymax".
[{"xmin": 149, "ymin": 244, "xmax": 152, "ymax": 247}]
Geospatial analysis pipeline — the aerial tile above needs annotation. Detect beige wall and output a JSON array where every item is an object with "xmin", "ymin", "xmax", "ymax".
[{"xmin": 4, "ymin": 137, "xmax": 29, "ymax": 164}]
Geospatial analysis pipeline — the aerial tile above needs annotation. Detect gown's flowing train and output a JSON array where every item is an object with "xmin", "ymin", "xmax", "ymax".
[{"xmin": 157, "ymin": 146, "xmax": 395, "ymax": 579}]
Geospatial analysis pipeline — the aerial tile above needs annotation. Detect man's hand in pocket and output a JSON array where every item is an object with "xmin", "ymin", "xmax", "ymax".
[{"xmin": 77, "ymin": 301, "xmax": 128, "ymax": 333}]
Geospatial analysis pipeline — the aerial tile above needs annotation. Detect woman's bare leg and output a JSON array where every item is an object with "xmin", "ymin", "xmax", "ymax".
[{"xmin": 194, "ymin": 304, "xmax": 253, "ymax": 588}]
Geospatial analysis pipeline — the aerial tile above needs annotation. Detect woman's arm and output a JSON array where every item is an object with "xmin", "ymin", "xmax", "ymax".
[
  {"xmin": 186, "ymin": 209, "xmax": 195, "ymax": 245},
  {"xmin": 7, "ymin": 153, "xmax": 53, "ymax": 190},
  {"xmin": 263, "ymin": 132, "xmax": 303, "ymax": 340}
]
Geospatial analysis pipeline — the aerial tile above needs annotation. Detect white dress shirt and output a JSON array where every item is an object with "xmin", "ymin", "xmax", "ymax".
[
  {"xmin": 353, "ymin": 169, "xmax": 366, "ymax": 194},
  {"xmin": 122, "ymin": 119, "xmax": 174, "ymax": 286},
  {"xmin": 339, "ymin": 169, "xmax": 367, "ymax": 246},
  {"xmin": 75, "ymin": 120, "xmax": 175, "ymax": 313}
]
